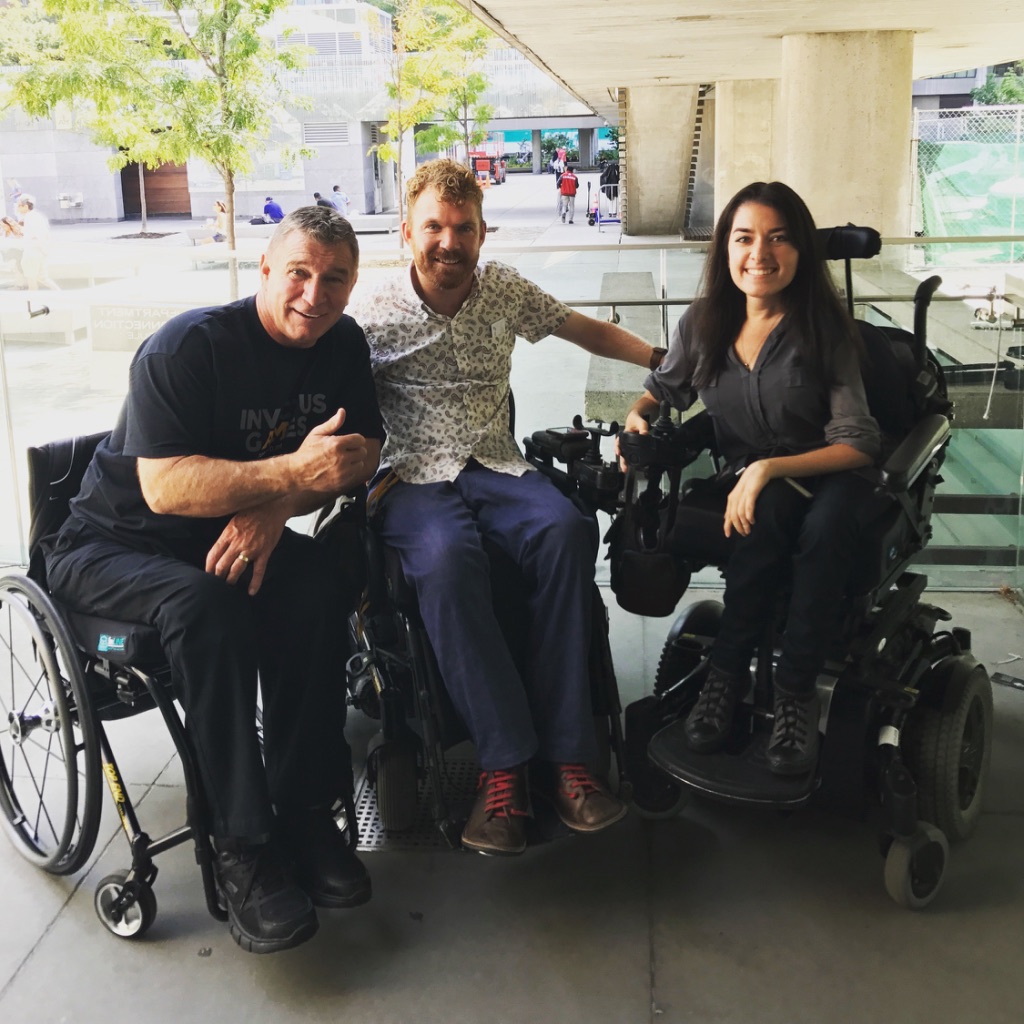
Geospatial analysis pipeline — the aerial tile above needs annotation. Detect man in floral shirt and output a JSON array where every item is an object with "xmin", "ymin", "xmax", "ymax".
[{"xmin": 349, "ymin": 159, "xmax": 664, "ymax": 855}]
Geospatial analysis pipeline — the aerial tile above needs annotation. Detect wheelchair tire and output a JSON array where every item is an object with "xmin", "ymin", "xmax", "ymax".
[
  {"xmin": 0, "ymin": 575, "xmax": 103, "ymax": 875},
  {"xmin": 883, "ymin": 821, "xmax": 949, "ymax": 910},
  {"xmin": 655, "ymin": 600, "xmax": 721, "ymax": 695},
  {"xmin": 906, "ymin": 663, "xmax": 992, "ymax": 843},
  {"xmin": 94, "ymin": 871, "xmax": 157, "ymax": 939},
  {"xmin": 373, "ymin": 740, "xmax": 419, "ymax": 832},
  {"xmin": 623, "ymin": 696, "xmax": 689, "ymax": 820}
]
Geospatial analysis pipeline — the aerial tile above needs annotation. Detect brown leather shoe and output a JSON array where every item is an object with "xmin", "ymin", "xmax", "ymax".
[
  {"xmin": 461, "ymin": 767, "xmax": 530, "ymax": 856},
  {"xmin": 541, "ymin": 764, "xmax": 628, "ymax": 833}
]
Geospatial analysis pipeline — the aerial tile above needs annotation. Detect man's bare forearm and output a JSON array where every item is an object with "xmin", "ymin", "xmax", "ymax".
[{"xmin": 138, "ymin": 453, "xmax": 303, "ymax": 517}]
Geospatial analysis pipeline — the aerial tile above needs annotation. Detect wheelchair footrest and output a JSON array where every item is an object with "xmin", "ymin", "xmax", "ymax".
[{"xmin": 648, "ymin": 719, "xmax": 818, "ymax": 809}]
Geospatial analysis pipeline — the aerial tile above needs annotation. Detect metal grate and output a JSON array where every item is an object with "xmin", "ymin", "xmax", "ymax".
[{"xmin": 353, "ymin": 756, "xmax": 478, "ymax": 852}]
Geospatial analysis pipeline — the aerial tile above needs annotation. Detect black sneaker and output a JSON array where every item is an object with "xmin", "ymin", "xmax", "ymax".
[
  {"xmin": 214, "ymin": 842, "xmax": 318, "ymax": 954},
  {"xmin": 766, "ymin": 692, "xmax": 821, "ymax": 776},
  {"xmin": 279, "ymin": 808, "xmax": 371, "ymax": 909},
  {"xmin": 684, "ymin": 666, "xmax": 748, "ymax": 754}
]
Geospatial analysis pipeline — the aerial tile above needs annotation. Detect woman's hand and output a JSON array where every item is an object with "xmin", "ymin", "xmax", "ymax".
[{"xmin": 723, "ymin": 460, "xmax": 772, "ymax": 537}]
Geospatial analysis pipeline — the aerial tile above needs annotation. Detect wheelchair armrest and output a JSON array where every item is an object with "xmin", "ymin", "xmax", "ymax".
[{"xmin": 877, "ymin": 413, "xmax": 951, "ymax": 495}]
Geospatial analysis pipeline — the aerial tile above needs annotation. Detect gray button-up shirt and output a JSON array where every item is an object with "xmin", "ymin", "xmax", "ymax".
[
  {"xmin": 348, "ymin": 261, "xmax": 572, "ymax": 484},
  {"xmin": 645, "ymin": 304, "xmax": 880, "ymax": 468}
]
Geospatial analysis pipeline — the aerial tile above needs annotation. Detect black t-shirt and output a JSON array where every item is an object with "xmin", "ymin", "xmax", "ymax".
[{"xmin": 69, "ymin": 296, "xmax": 384, "ymax": 555}]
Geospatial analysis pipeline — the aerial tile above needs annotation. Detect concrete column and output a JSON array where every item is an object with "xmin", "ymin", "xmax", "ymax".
[
  {"xmin": 714, "ymin": 80, "xmax": 781, "ymax": 222},
  {"xmin": 578, "ymin": 127, "xmax": 596, "ymax": 167},
  {"xmin": 623, "ymin": 85, "xmax": 698, "ymax": 235},
  {"xmin": 781, "ymin": 31, "xmax": 914, "ymax": 235},
  {"xmin": 532, "ymin": 129, "xmax": 543, "ymax": 174}
]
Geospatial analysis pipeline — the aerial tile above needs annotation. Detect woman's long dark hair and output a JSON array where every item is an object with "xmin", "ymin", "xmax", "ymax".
[{"xmin": 691, "ymin": 181, "xmax": 859, "ymax": 389}]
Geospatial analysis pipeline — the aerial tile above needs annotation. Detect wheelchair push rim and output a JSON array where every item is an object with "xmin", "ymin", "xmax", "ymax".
[{"xmin": 0, "ymin": 575, "xmax": 103, "ymax": 874}]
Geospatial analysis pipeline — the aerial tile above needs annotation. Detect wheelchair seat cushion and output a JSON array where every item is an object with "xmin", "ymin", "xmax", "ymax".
[{"xmin": 63, "ymin": 609, "xmax": 165, "ymax": 667}]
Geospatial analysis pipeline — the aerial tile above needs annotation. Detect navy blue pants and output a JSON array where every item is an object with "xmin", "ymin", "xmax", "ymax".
[
  {"xmin": 46, "ymin": 522, "xmax": 351, "ymax": 842},
  {"xmin": 376, "ymin": 463, "xmax": 597, "ymax": 769},
  {"xmin": 705, "ymin": 471, "xmax": 885, "ymax": 696}
]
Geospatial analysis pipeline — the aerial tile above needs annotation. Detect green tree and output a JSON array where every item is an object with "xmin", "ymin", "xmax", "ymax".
[
  {"xmin": 971, "ymin": 62, "xmax": 1024, "ymax": 105},
  {"xmin": 414, "ymin": 22, "xmax": 493, "ymax": 166},
  {"xmin": 374, "ymin": 0, "xmax": 492, "ymax": 243},
  {"xmin": 0, "ymin": 1, "xmax": 60, "ymax": 65},
  {"xmin": 540, "ymin": 131, "xmax": 579, "ymax": 166},
  {"xmin": 5, "ymin": 0, "xmax": 306, "ymax": 295}
]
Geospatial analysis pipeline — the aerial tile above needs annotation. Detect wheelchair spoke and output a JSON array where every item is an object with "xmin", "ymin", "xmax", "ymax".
[{"xmin": 9, "ymin": 736, "xmax": 62, "ymax": 851}]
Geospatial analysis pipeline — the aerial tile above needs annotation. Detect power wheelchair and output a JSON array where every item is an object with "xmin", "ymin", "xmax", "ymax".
[
  {"xmin": 607, "ymin": 226, "xmax": 993, "ymax": 909},
  {"xmin": 0, "ymin": 432, "xmax": 358, "ymax": 939},
  {"xmin": 340, "ymin": 417, "xmax": 629, "ymax": 849}
]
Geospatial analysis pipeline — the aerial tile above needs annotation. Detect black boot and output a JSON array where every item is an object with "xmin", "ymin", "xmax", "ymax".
[
  {"xmin": 766, "ymin": 691, "xmax": 821, "ymax": 776},
  {"xmin": 683, "ymin": 666, "xmax": 748, "ymax": 754}
]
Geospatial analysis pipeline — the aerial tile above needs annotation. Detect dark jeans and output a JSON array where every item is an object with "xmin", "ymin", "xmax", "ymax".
[
  {"xmin": 694, "ymin": 471, "xmax": 885, "ymax": 696},
  {"xmin": 376, "ymin": 463, "xmax": 597, "ymax": 769},
  {"xmin": 46, "ymin": 522, "xmax": 352, "ymax": 841}
]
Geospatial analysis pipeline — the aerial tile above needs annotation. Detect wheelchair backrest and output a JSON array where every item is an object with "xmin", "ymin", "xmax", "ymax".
[{"xmin": 26, "ymin": 432, "xmax": 108, "ymax": 586}]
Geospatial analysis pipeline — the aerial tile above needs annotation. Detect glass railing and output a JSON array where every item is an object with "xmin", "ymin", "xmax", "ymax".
[{"xmin": 2, "ymin": 234, "xmax": 1022, "ymax": 592}]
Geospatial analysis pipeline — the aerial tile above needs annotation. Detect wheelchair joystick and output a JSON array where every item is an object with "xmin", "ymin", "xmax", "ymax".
[{"xmin": 651, "ymin": 400, "xmax": 675, "ymax": 438}]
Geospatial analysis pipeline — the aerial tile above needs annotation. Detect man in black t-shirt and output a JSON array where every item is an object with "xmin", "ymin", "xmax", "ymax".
[{"xmin": 46, "ymin": 206, "xmax": 384, "ymax": 955}]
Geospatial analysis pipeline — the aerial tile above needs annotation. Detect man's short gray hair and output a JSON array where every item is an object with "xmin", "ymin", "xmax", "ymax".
[{"xmin": 269, "ymin": 205, "xmax": 359, "ymax": 264}]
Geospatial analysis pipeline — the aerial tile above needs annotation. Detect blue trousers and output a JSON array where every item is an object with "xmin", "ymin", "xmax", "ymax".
[
  {"xmin": 376, "ymin": 463, "xmax": 597, "ymax": 769},
  {"xmin": 709, "ymin": 471, "xmax": 886, "ymax": 696}
]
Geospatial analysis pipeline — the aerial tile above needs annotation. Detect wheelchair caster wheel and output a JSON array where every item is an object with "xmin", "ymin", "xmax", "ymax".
[
  {"xmin": 883, "ymin": 822, "xmax": 949, "ymax": 910},
  {"xmin": 629, "ymin": 776, "xmax": 689, "ymax": 820},
  {"xmin": 95, "ymin": 871, "xmax": 157, "ymax": 938}
]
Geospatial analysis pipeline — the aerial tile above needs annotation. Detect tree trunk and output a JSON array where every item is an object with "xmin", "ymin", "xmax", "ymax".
[
  {"xmin": 224, "ymin": 172, "xmax": 239, "ymax": 301},
  {"xmin": 138, "ymin": 162, "xmax": 148, "ymax": 233}
]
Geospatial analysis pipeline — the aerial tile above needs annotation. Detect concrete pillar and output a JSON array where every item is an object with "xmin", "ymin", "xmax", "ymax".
[
  {"xmin": 623, "ymin": 85, "xmax": 698, "ymax": 235},
  {"xmin": 714, "ymin": 80, "xmax": 781, "ymax": 222},
  {"xmin": 532, "ymin": 129, "xmax": 543, "ymax": 174},
  {"xmin": 781, "ymin": 31, "xmax": 914, "ymax": 235},
  {"xmin": 578, "ymin": 127, "xmax": 596, "ymax": 167}
]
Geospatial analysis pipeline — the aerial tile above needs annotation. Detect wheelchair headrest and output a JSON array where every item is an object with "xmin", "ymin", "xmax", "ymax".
[{"xmin": 816, "ymin": 225, "xmax": 881, "ymax": 261}]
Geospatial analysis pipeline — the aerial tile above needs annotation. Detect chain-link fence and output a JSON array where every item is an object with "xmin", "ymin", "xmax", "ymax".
[{"xmin": 916, "ymin": 105, "xmax": 1024, "ymax": 263}]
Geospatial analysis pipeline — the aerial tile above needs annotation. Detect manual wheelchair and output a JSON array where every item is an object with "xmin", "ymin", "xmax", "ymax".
[
  {"xmin": 0, "ymin": 433, "xmax": 358, "ymax": 939},
  {"xmin": 340, "ymin": 416, "xmax": 630, "ymax": 848},
  {"xmin": 609, "ymin": 226, "xmax": 993, "ymax": 909}
]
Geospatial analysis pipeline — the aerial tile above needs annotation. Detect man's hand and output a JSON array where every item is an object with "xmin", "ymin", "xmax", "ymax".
[
  {"xmin": 206, "ymin": 502, "xmax": 290, "ymax": 596},
  {"xmin": 290, "ymin": 408, "xmax": 372, "ymax": 497}
]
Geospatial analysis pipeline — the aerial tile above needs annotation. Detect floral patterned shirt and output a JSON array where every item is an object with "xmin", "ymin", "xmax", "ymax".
[{"xmin": 349, "ymin": 261, "xmax": 572, "ymax": 483}]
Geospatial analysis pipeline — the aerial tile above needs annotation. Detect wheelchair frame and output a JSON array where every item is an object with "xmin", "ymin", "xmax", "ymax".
[
  {"xmin": 1, "ymin": 434, "xmax": 359, "ymax": 940},
  {"xmin": 341, "ymin": 420, "xmax": 631, "ymax": 848},
  {"xmin": 0, "ymin": 434, "xmax": 229, "ymax": 938},
  {"xmin": 606, "ymin": 229, "xmax": 994, "ymax": 909}
]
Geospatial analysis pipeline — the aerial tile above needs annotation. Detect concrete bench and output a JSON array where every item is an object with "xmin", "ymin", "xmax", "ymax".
[
  {"xmin": 0, "ymin": 303, "xmax": 89, "ymax": 344},
  {"xmin": 1004, "ymin": 273, "xmax": 1024, "ymax": 310},
  {"xmin": 584, "ymin": 271, "xmax": 662, "ymax": 423}
]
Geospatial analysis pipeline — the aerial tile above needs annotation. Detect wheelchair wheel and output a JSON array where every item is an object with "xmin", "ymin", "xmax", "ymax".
[
  {"xmin": 883, "ymin": 821, "xmax": 949, "ymax": 910},
  {"xmin": 655, "ymin": 600, "xmax": 720, "ymax": 695},
  {"xmin": 372, "ymin": 739, "xmax": 419, "ymax": 832},
  {"xmin": 0, "ymin": 575, "xmax": 103, "ymax": 875},
  {"xmin": 94, "ymin": 870, "xmax": 157, "ymax": 939},
  {"xmin": 906, "ymin": 663, "xmax": 992, "ymax": 842},
  {"xmin": 624, "ymin": 696, "xmax": 689, "ymax": 820}
]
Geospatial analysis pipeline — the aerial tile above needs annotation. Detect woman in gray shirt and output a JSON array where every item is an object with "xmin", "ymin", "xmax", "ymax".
[{"xmin": 622, "ymin": 181, "xmax": 880, "ymax": 777}]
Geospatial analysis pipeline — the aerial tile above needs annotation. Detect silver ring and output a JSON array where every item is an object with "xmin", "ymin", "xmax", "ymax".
[{"xmin": 236, "ymin": 553, "xmax": 250, "ymax": 565}]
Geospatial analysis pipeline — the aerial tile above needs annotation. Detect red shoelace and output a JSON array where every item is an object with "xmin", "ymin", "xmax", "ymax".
[
  {"xmin": 558, "ymin": 764, "xmax": 600, "ymax": 799},
  {"xmin": 478, "ymin": 769, "xmax": 529, "ymax": 819}
]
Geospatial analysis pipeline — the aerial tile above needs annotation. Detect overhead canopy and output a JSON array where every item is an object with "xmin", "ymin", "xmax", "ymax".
[{"xmin": 457, "ymin": 0, "xmax": 1024, "ymax": 121}]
